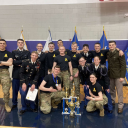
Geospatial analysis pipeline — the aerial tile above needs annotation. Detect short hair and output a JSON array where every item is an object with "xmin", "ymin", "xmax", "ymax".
[
  {"xmin": 109, "ymin": 41, "xmax": 116, "ymax": 44},
  {"xmin": 37, "ymin": 43, "xmax": 43, "ymax": 46},
  {"xmin": 95, "ymin": 42, "xmax": 100, "ymax": 46},
  {"xmin": 59, "ymin": 45, "xmax": 65, "ymax": 49},
  {"xmin": 79, "ymin": 57, "xmax": 85, "ymax": 61},
  {"xmin": 90, "ymin": 73, "xmax": 97, "ymax": 78},
  {"xmin": 54, "ymin": 65, "xmax": 60, "ymax": 69},
  {"xmin": 94, "ymin": 56, "xmax": 101, "ymax": 60},
  {"xmin": 31, "ymin": 51, "xmax": 38, "ymax": 56},
  {"xmin": 17, "ymin": 39, "xmax": 24, "ymax": 42},
  {"xmin": 48, "ymin": 42, "xmax": 55, "ymax": 46},
  {"xmin": 57, "ymin": 39, "xmax": 63, "ymax": 43},
  {"xmin": 72, "ymin": 42, "xmax": 77, "ymax": 45},
  {"xmin": 83, "ymin": 44, "xmax": 89, "ymax": 48},
  {"xmin": 0, "ymin": 39, "xmax": 6, "ymax": 43}
]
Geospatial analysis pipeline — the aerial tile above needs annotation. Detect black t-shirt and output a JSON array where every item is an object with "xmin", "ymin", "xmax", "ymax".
[
  {"xmin": 91, "ymin": 49, "xmax": 109, "ymax": 65},
  {"xmin": 55, "ymin": 49, "xmax": 70, "ymax": 56},
  {"xmin": 41, "ymin": 74, "xmax": 61, "ymax": 93},
  {"xmin": 68, "ymin": 51, "xmax": 82, "ymax": 68},
  {"xmin": 54, "ymin": 55, "xmax": 71, "ymax": 71},
  {"xmin": 0, "ymin": 50, "xmax": 12, "ymax": 69},
  {"xmin": 89, "ymin": 82, "xmax": 102, "ymax": 96}
]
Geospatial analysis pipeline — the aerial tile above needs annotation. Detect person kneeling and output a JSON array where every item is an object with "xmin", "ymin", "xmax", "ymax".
[
  {"xmin": 39, "ymin": 65, "xmax": 65, "ymax": 114},
  {"xmin": 86, "ymin": 73, "xmax": 108, "ymax": 116}
]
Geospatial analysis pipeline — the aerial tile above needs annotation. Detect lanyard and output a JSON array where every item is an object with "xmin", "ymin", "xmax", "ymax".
[{"xmin": 52, "ymin": 74, "xmax": 57, "ymax": 84}]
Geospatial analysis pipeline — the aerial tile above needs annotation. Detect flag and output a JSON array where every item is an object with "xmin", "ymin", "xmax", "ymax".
[
  {"xmin": 125, "ymin": 47, "xmax": 128, "ymax": 84},
  {"xmin": 43, "ymin": 29, "xmax": 52, "ymax": 52},
  {"xmin": 20, "ymin": 30, "xmax": 28, "ymax": 50},
  {"xmin": 69, "ymin": 27, "xmax": 81, "ymax": 50},
  {"xmin": 99, "ymin": 26, "xmax": 108, "ymax": 67}
]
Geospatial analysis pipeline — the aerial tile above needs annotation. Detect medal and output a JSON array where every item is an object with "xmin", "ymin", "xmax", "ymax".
[{"xmin": 26, "ymin": 65, "xmax": 29, "ymax": 72}]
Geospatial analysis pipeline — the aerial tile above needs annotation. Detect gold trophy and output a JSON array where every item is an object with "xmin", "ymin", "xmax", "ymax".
[{"xmin": 68, "ymin": 98, "xmax": 75, "ymax": 117}]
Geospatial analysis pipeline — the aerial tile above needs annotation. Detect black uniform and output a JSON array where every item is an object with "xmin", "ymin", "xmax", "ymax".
[
  {"xmin": 12, "ymin": 49, "xmax": 30, "ymax": 106},
  {"xmin": 90, "ymin": 50, "xmax": 109, "ymax": 65},
  {"xmin": 55, "ymin": 49, "xmax": 70, "ymax": 56},
  {"xmin": 78, "ymin": 63, "xmax": 91, "ymax": 85},
  {"xmin": 68, "ymin": 51, "xmax": 82, "ymax": 68},
  {"xmin": 19, "ymin": 59, "xmax": 41, "ymax": 111},
  {"xmin": 90, "ymin": 63, "xmax": 112, "ymax": 111},
  {"xmin": 54, "ymin": 54, "xmax": 71, "ymax": 71},
  {"xmin": 80, "ymin": 51, "xmax": 93, "ymax": 63},
  {"xmin": 40, "ymin": 74, "xmax": 61, "ymax": 93},
  {"xmin": 45, "ymin": 51, "xmax": 58, "ymax": 75}
]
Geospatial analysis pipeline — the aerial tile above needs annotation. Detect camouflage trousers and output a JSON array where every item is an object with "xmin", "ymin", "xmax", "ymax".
[
  {"xmin": 70, "ymin": 68, "xmax": 80, "ymax": 96},
  {"xmin": 40, "ymin": 91, "xmax": 65, "ymax": 114},
  {"xmin": 0, "ymin": 69, "xmax": 11, "ymax": 103},
  {"xmin": 58, "ymin": 70, "xmax": 71, "ymax": 95},
  {"xmin": 86, "ymin": 94, "xmax": 108, "ymax": 112}
]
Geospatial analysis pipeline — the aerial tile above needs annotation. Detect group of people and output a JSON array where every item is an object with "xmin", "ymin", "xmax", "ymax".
[{"xmin": 0, "ymin": 38, "xmax": 126, "ymax": 117}]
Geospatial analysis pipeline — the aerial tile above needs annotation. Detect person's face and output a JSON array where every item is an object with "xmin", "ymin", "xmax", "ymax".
[
  {"xmin": 83, "ymin": 46, "xmax": 89, "ymax": 53},
  {"xmin": 59, "ymin": 46, "xmax": 65, "ymax": 54},
  {"xmin": 54, "ymin": 68, "xmax": 60, "ymax": 75},
  {"xmin": 36, "ymin": 44, "xmax": 43, "ymax": 52},
  {"xmin": 90, "ymin": 75, "xmax": 97, "ymax": 83},
  {"xmin": 109, "ymin": 42, "xmax": 116, "ymax": 51},
  {"xmin": 57, "ymin": 41, "xmax": 63, "ymax": 47},
  {"xmin": 31, "ymin": 53, "xmax": 38, "ymax": 62},
  {"xmin": 94, "ymin": 57, "xmax": 100, "ymax": 66},
  {"xmin": 94, "ymin": 44, "xmax": 101, "ymax": 52},
  {"xmin": 48, "ymin": 44, "xmax": 55, "ymax": 51},
  {"xmin": 71, "ymin": 44, "xmax": 77, "ymax": 51},
  {"xmin": 79, "ymin": 58, "xmax": 86, "ymax": 66},
  {"xmin": 0, "ymin": 41, "xmax": 7, "ymax": 50},
  {"xmin": 17, "ymin": 40, "xmax": 24, "ymax": 49}
]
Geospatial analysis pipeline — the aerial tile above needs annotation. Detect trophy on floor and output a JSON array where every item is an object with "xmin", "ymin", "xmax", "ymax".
[{"xmin": 62, "ymin": 85, "xmax": 81, "ymax": 117}]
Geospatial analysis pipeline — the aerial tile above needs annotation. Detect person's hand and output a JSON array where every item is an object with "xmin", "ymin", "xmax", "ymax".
[
  {"xmin": 74, "ymin": 72, "xmax": 78, "ymax": 78},
  {"xmin": 86, "ymin": 96, "xmax": 92, "ymax": 100},
  {"xmin": 83, "ymin": 84, "xmax": 86, "ymax": 89},
  {"xmin": 45, "ymin": 50, "xmax": 49, "ymax": 53},
  {"xmin": 76, "ymin": 50, "xmax": 80, "ymax": 54},
  {"xmin": 86, "ymin": 85, "xmax": 89, "ymax": 89},
  {"xmin": 30, "ymin": 84, "xmax": 35, "ymax": 91},
  {"xmin": 49, "ymin": 87, "xmax": 57, "ymax": 92},
  {"xmin": 22, "ymin": 83, "xmax": 27, "ymax": 92},
  {"xmin": 70, "ymin": 76, "xmax": 73, "ymax": 81},
  {"xmin": 105, "ymin": 89, "xmax": 110, "ymax": 93},
  {"xmin": 120, "ymin": 78, "xmax": 124, "ymax": 82},
  {"xmin": 119, "ymin": 50, "xmax": 124, "ymax": 56}
]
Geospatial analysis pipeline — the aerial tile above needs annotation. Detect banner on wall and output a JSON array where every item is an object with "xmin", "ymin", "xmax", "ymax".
[
  {"xmin": 0, "ymin": 0, "xmax": 128, "ymax": 5},
  {"xmin": 125, "ymin": 47, "xmax": 128, "ymax": 84}
]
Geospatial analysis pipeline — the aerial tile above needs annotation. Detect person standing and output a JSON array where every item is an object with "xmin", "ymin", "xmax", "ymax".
[
  {"xmin": 12, "ymin": 39, "xmax": 30, "ymax": 110},
  {"xmin": 107, "ymin": 41, "xmax": 126, "ymax": 113},
  {"xmin": 0, "ymin": 39, "xmax": 13, "ymax": 112}
]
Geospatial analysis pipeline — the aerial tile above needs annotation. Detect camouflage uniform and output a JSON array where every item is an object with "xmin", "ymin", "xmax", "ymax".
[
  {"xmin": 58, "ymin": 71, "xmax": 70, "ymax": 95},
  {"xmin": 86, "ymin": 94, "xmax": 108, "ymax": 112},
  {"xmin": 70, "ymin": 68, "xmax": 80, "ymax": 96},
  {"xmin": 0, "ymin": 69, "xmax": 11, "ymax": 103},
  {"xmin": 40, "ymin": 91, "xmax": 65, "ymax": 114}
]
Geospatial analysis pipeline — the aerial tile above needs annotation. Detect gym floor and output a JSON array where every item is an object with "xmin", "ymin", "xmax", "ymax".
[{"xmin": 0, "ymin": 86, "xmax": 128, "ymax": 128}]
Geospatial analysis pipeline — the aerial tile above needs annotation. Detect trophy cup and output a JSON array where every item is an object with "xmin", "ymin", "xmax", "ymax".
[
  {"xmin": 68, "ymin": 98, "xmax": 75, "ymax": 117},
  {"xmin": 75, "ymin": 97, "xmax": 81, "ymax": 116}
]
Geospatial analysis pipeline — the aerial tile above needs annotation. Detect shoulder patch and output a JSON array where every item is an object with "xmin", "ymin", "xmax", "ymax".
[
  {"xmin": 22, "ymin": 59, "xmax": 29, "ymax": 62},
  {"xmin": 86, "ymin": 63, "xmax": 91, "ymax": 66},
  {"xmin": 101, "ymin": 65, "xmax": 106, "ymax": 68}
]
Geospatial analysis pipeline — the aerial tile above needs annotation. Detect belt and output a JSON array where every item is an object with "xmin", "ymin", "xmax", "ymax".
[{"xmin": 0, "ymin": 69, "xmax": 8, "ymax": 72}]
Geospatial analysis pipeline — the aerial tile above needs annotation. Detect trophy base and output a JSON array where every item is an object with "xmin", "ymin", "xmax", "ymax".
[
  {"xmin": 75, "ymin": 113, "xmax": 81, "ymax": 116},
  {"xmin": 62, "ymin": 112, "xmax": 70, "ymax": 115}
]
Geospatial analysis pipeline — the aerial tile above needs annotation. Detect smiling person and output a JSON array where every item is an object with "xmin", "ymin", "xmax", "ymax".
[
  {"xmin": 39, "ymin": 65, "xmax": 65, "ymax": 114},
  {"xmin": 86, "ymin": 73, "xmax": 108, "ymax": 117},
  {"xmin": 107, "ymin": 41, "xmax": 126, "ymax": 114},
  {"xmin": 11, "ymin": 39, "xmax": 30, "ymax": 110},
  {"xmin": 0, "ymin": 39, "xmax": 13, "ymax": 112},
  {"xmin": 19, "ymin": 51, "xmax": 40, "ymax": 115}
]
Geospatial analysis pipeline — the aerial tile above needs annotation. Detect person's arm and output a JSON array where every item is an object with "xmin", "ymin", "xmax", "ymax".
[
  {"xmin": 68, "ymin": 61, "xmax": 73, "ymax": 81},
  {"xmin": 39, "ymin": 80, "xmax": 57, "ymax": 92},
  {"xmin": 119, "ymin": 55, "xmax": 126, "ymax": 82},
  {"xmin": 52, "ymin": 62, "xmax": 57, "ymax": 73},
  {"xmin": 12, "ymin": 51, "xmax": 22, "ymax": 66},
  {"xmin": 0, "ymin": 58, "xmax": 13, "ymax": 66},
  {"xmin": 116, "ymin": 48, "xmax": 124, "ymax": 56},
  {"xmin": 56, "ymin": 84, "xmax": 61, "ymax": 91}
]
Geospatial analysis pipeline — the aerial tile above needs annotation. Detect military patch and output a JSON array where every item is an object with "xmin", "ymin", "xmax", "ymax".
[
  {"xmin": 65, "ymin": 52, "xmax": 67, "ymax": 54},
  {"xmin": 26, "ymin": 65, "xmax": 30, "ymax": 72},
  {"xmin": 65, "ymin": 58, "xmax": 68, "ymax": 61},
  {"xmin": 101, "ymin": 53, "xmax": 104, "ymax": 56},
  {"xmin": 93, "ymin": 88, "xmax": 96, "ymax": 92},
  {"xmin": 4, "ymin": 54, "xmax": 8, "ymax": 57},
  {"xmin": 73, "ymin": 54, "xmax": 76, "ymax": 57},
  {"xmin": 101, "ymin": 65, "xmax": 105, "ymax": 68},
  {"xmin": 53, "ymin": 54, "xmax": 56, "ymax": 57}
]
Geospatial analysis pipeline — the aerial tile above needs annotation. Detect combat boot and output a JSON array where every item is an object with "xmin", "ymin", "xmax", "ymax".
[
  {"xmin": 100, "ymin": 109, "xmax": 104, "ymax": 116},
  {"xmin": 5, "ymin": 103, "xmax": 11, "ymax": 112}
]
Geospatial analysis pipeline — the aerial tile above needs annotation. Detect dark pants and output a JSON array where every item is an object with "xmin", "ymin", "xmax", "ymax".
[
  {"xmin": 12, "ymin": 79, "xmax": 20, "ymax": 105},
  {"xmin": 84, "ymin": 81, "xmax": 90, "ymax": 106},
  {"xmin": 20, "ymin": 84, "xmax": 37, "ymax": 110}
]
